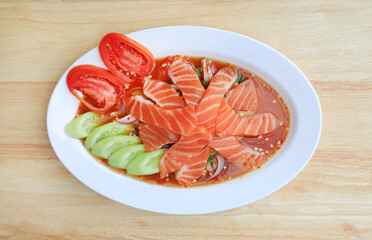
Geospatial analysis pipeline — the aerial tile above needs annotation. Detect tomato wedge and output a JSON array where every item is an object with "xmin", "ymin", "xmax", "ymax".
[
  {"xmin": 66, "ymin": 65, "xmax": 125, "ymax": 113},
  {"xmin": 99, "ymin": 33, "xmax": 154, "ymax": 81}
]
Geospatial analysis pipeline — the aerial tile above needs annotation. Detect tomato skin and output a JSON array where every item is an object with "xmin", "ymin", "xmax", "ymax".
[
  {"xmin": 99, "ymin": 33, "xmax": 154, "ymax": 81},
  {"xmin": 67, "ymin": 65, "xmax": 125, "ymax": 113}
]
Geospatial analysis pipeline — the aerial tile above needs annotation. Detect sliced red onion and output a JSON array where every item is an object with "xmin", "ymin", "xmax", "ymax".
[
  {"xmin": 201, "ymin": 58, "xmax": 217, "ymax": 82},
  {"xmin": 117, "ymin": 114, "xmax": 137, "ymax": 124},
  {"xmin": 205, "ymin": 155, "xmax": 226, "ymax": 180},
  {"xmin": 210, "ymin": 155, "xmax": 226, "ymax": 179}
]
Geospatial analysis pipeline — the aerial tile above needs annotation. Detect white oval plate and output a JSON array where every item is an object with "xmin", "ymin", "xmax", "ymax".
[{"xmin": 47, "ymin": 26, "xmax": 322, "ymax": 215}]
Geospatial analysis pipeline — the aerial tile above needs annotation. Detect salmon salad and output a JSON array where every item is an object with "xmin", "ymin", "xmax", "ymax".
[{"xmin": 64, "ymin": 33, "xmax": 289, "ymax": 187}]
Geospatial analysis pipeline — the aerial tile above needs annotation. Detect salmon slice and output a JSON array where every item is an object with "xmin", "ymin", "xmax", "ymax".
[
  {"xmin": 209, "ymin": 136, "xmax": 261, "ymax": 169},
  {"xmin": 215, "ymin": 102, "xmax": 279, "ymax": 137},
  {"xmin": 167, "ymin": 56, "xmax": 205, "ymax": 107},
  {"xmin": 127, "ymin": 95, "xmax": 197, "ymax": 135},
  {"xmin": 175, "ymin": 145, "xmax": 211, "ymax": 187},
  {"xmin": 159, "ymin": 126, "xmax": 211, "ymax": 178},
  {"xmin": 142, "ymin": 77, "xmax": 185, "ymax": 109},
  {"xmin": 223, "ymin": 79, "xmax": 258, "ymax": 112},
  {"xmin": 195, "ymin": 67, "xmax": 237, "ymax": 130},
  {"xmin": 138, "ymin": 122, "xmax": 180, "ymax": 152}
]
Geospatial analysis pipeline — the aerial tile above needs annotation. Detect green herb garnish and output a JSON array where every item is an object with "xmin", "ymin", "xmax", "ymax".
[
  {"xmin": 196, "ymin": 67, "xmax": 202, "ymax": 78},
  {"xmin": 237, "ymin": 75, "xmax": 244, "ymax": 83},
  {"xmin": 224, "ymin": 94, "xmax": 226, "ymax": 98},
  {"xmin": 167, "ymin": 80, "xmax": 173, "ymax": 84},
  {"xmin": 207, "ymin": 150, "xmax": 214, "ymax": 168},
  {"xmin": 200, "ymin": 80, "xmax": 208, "ymax": 88},
  {"xmin": 176, "ymin": 89, "xmax": 183, "ymax": 96}
]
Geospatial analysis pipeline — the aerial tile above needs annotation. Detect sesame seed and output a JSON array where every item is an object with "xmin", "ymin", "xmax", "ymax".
[
  {"xmin": 106, "ymin": 43, "xmax": 110, "ymax": 47},
  {"xmin": 223, "ymin": 166, "xmax": 227, "ymax": 169},
  {"xmin": 192, "ymin": 179, "xmax": 197, "ymax": 183},
  {"xmin": 202, "ymin": 173, "xmax": 205, "ymax": 176},
  {"xmin": 228, "ymin": 177, "xmax": 232, "ymax": 180},
  {"xmin": 259, "ymin": 148, "xmax": 263, "ymax": 152},
  {"xmin": 162, "ymin": 63, "xmax": 167, "ymax": 67},
  {"xmin": 166, "ymin": 178, "xmax": 169, "ymax": 181},
  {"xmin": 120, "ymin": 46, "xmax": 123, "ymax": 49},
  {"xmin": 279, "ymin": 122, "xmax": 283, "ymax": 126},
  {"xmin": 254, "ymin": 147, "xmax": 258, "ymax": 151},
  {"xmin": 260, "ymin": 152, "xmax": 265, "ymax": 155},
  {"xmin": 265, "ymin": 150, "xmax": 269, "ymax": 154},
  {"xmin": 125, "ymin": 84, "xmax": 130, "ymax": 89},
  {"xmin": 265, "ymin": 138, "xmax": 269, "ymax": 141},
  {"xmin": 239, "ymin": 112, "xmax": 244, "ymax": 116},
  {"xmin": 203, "ymin": 170, "xmax": 207, "ymax": 173},
  {"xmin": 165, "ymin": 174, "xmax": 169, "ymax": 177},
  {"xmin": 252, "ymin": 167, "xmax": 257, "ymax": 170},
  {"xmin": 277, "ymin": 141, "xmax": 281, "ymax": 145},
  {"xmin": 273, "ymin": 100, "xmax": 277, "ymax": 103},
  {"xmin": 258, "ymin": 135, "xmax": 263, "ymax": 139},
  {"xmin": 286, "ymin": 127, "xmax": 289, "ymax": 130},
  {"xmin": 148, "ymin": 75, "xmax": 152, "ymax": 79},
  {"xmin": 126, "ymin": 72, "xmax": 129, "ymax": 75},
  {"xmin": 209, "ymin": 173, "xmax": 213, "ymax": 177},
  {"xmin": 270, "ymin": 144, "xmax": 274, "ymax": 148}
]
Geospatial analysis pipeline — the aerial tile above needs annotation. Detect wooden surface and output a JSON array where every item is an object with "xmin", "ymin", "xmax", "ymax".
[{"xmin": 1, "ymin": 0, "xmax": 371, "ymax": 239}]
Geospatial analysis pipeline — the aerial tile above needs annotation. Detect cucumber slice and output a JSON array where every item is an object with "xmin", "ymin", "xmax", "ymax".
[
  {"xmin": 108, "ymin": 144, "xmax": 146, "ymax": 169},
  {"xmin": 126, "ymin": 149, "xmax": 167, "ymax": 175},
  {"xmin": 91, "ymin": 135, "xmax": 141, "ymax": 159},
  {"xmin": 64, "ymin": 112, "xmax": 99, "ymax": 139},
  {"xmin": 85, "ymin": 122, "xmax": 134, "ymax": 149}
]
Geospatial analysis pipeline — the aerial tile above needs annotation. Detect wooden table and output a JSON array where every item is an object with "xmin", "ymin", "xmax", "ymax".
[{"xmin": 1, "ymin": 1, "xmax": 371, "ymax": 239}]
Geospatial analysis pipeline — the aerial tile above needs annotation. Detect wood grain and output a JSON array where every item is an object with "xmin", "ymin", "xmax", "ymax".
[{"xmin": 0, "ymin": 0, "xmax": 371, "ymax": 239}]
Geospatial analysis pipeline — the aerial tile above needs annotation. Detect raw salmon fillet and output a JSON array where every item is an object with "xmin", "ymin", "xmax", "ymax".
[
  {"xmin": 175, "ymin": 146, "xmax": 211, "ymax": 187},
  {"xmin": 127, "ymin": 95, "xmax": 197, "ymax": 135},
  {"xmin": 167, "ymin": 56, "xmax": 205, "ymax": 107},
  {"xmin": 138, "ymin": 122, "xmax": 180, "ymax": 152},
  {"xmin": 209, "ymin": 136, "xmax": 261, "ymax": 169},
  {"xmin": 215, "ymin": 102, "xmax": 279, "ymax": 137},
  {"xmin": 142, "ymin": 77, "xmax": 185, "ymax": 109},
  {"xmin": 195, "ymin": 67, "xmax": 238, "ymax": 130},
  {"xmin": 159, "ymin": 126, "xmax": 211, "ymax": 178},
  {"xmin": 223, "ymin": 79, "xmax": 258, "ymax": 112}
]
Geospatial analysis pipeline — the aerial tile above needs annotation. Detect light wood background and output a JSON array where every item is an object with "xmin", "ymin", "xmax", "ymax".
[{"xmin": 1, "ymin": 0, "xmax": 371, "ymax": 239}]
